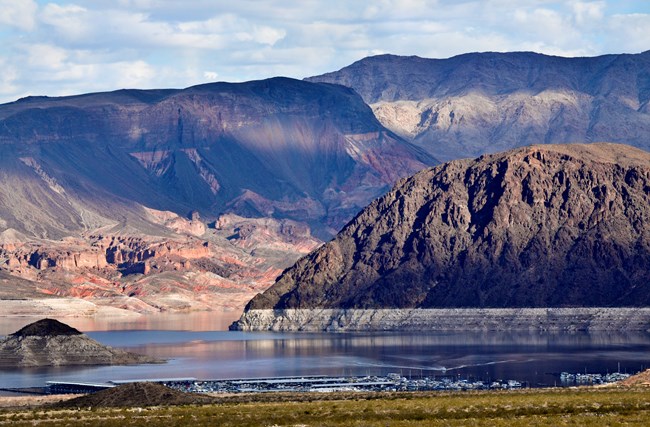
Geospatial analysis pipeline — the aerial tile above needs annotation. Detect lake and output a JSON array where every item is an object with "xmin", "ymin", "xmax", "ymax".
[{"xmin": 1, "ymin": 313, "xmax": 649, "ymax": 392}]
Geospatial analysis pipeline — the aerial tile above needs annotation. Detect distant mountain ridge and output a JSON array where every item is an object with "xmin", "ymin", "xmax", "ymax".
[
  {"xmin": 240, "ymin": 143, "xmax": 650, "ymax": 317},
  {"xmin": 307, "ymin": 51, "xmax": 650, "ymax": 161},
  {"xmin": 0, "ymin": 77, "xmax": 434, "ymax": 240}
]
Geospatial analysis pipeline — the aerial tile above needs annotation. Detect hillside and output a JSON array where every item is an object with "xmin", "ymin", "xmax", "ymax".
[
  {"xmin": 233, "ymin": 143, "xmax": 650, "ymax": 330},
  {"xmin": 0, "ymin": 77, "xmax": 433, "ymax": 239},
  {"xmin": 0, "ymin": 78, "xmax": 433, "ymax": 315},
  {"xmin": 308, "ymin": 51, "xmax": 650, "ymax": 161}
]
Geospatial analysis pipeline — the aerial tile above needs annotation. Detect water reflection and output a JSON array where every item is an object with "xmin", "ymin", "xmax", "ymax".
[
  {"xmin": 0, "ymin": 311, "xmax": 241, "ymax": 336},
  {"xmin": 1, "ymin": 327, "xmax": 649, "ymax": 389}
]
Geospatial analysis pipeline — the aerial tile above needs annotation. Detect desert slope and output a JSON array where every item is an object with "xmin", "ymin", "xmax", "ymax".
[{"xmin": 0, "ymin": 78, "xmax": 434, "ymax": 315}]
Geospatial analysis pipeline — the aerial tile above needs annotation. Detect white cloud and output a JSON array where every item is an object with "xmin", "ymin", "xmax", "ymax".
[
  {"xmin": 0, "ymin": 0, "xmax": 649, "ymax": 104},
  {"xmin": 249, "ymin": 26, "xmax": 286, "ymax": 46},
  {"xmin": 39, "ymin": 4, "xmax": 92, "ymax": 40},
  {"xmin": 25, "ymin": 44, "xmax": 69, "ymax": 70},
  {"xmin": 572, "ymin": 1, "xmax": 605, "ymax": 26},
  {"xmin": 203, "ymin": 71, "xmax": 218, "ymax": 80},
  {"xmin": 607, "ymin": 13, "xmax": 650, "ymax": 53},
  {"xmin": 0, "ymin": 0, "xmax": 37, "ymax": 31},
  {"xmin": 513, "ymin": 8, "xmax": 580, "ymax": 46},
  {"xmin": 111, "ymin": 60, "xmax": 156, "ymax": 88},
  {"xmin": 0, "ymin": 57, "xmax": 19, "ymax": 96},
  {"xmin": 362, "ymin": 0, "xmax": 441, "ymax": 20}
]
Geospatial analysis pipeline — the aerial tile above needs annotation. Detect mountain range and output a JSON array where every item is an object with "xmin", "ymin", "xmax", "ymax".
[
  {"xmin": 0, "ymin": 77, "xmax": 432, "ymax": 316},
  {"xmin": 0, "ymin": 77, "xmax": 433, "ymax": 240},
  {"xmin": 308, "ymin": 51, "xmax": 650, "ymax": 161},
  {"xmin": 2, "ymin": 51, "xmax": 650, "ymax": 318}
]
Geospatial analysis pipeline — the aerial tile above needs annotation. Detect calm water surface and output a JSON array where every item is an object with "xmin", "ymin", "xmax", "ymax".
[{"xmin": 1, "ymin": 313, "xmax": 649, "ymax": 390}]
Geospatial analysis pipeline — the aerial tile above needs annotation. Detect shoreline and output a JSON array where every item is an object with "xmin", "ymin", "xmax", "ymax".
[
  {"xmin": 232, "ymin": 307, "xmax": 650, "ymax": 331},
  {"xmin": 2, "ymin": 369, "xmax": 634, "ymax": 400},
  {"xmin": 0, "ymin": 378, "xmax": 637, "ymax": 410}
]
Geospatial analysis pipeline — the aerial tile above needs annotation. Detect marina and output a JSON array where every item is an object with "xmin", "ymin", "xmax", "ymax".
[{"xmin": 1, "ymin": 370, "xmax": 633, "ymax": 396}]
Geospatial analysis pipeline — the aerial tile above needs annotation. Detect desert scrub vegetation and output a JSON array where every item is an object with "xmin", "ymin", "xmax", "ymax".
[{"xmin": 1, "ymin": 388, "xmax": 650, "ymax": 426}]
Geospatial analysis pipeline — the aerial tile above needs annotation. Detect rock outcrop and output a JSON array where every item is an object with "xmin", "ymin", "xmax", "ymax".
[
  {"xmin": 232, "ymin": 308, "xmax": 650, "ymax": 332},
  {"xmin": 233, "ymin": 143, "xmax": 650, "ymax": 330},
  {"xmin": 308, "ymin": 51, "xmax": 650, "ymax": 162},
  {"xmin": 0, "ymin": 319, "xmax": 159, "ymax": 367}
]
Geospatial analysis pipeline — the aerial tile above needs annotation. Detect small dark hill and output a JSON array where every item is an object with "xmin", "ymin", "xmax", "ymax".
[
  {"xmin": 11, "ymin": 318, "xmax": 81, "ymax": 337},
  {"xmin": 0, "ymin": 319, "xmax": 160, "ymax": 367},
  {"xmin": 53, "ymin": 382, "xmax": 215, "ymax": 408}
]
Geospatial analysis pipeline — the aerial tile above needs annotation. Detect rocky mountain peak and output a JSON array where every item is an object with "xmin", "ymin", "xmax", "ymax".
[
  {"xmin": 10, "ymin": 318, "xmax": 82, "ymax": 338},
  {"xmin": 242, "ymin": 143, "xmax": 650, "ymax": 312}
]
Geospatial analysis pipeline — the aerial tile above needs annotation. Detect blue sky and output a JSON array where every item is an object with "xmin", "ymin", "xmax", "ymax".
[{"xmin": 0, "ymin": 0, "xmax": 649, "ymax": 103}]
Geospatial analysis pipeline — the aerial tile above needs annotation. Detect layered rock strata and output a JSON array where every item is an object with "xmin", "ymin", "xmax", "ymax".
[
  {"xmin": 0, "ymin": 319, "xmax": 159, "ymax": 367},
  {"xmin": 232, "ymin": 308, "xmax": 650, "ymax": 332}
]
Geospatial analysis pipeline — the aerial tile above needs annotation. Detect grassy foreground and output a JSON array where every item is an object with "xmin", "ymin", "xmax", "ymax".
[{"xmin": 2, "ymin": 388, "xmax": 650, "ymax": 426}]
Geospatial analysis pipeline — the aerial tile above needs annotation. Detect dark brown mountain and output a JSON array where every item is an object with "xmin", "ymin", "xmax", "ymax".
[
  {"xmin": 242, "ymin": 143, "xmax": 650, "ymax": 312},
  {"xmin": 307, "ymin": 51, "xmax": 650, "ymax": 162},
  {"xmin": 10, "ymin": 318, "xmax": 82, "ymax": 337},
  {"xmin": 53, "ymin": 382, "xmax": 214, "ymax": 408},
  {"xmin": 0, "ymin": 319, "xmax": 159, "ymax": 367}
]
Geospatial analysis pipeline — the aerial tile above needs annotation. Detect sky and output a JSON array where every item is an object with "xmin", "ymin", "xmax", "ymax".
[{"xmin": 0, "ymin": 0, "xmax": 649, "ymax": 104}]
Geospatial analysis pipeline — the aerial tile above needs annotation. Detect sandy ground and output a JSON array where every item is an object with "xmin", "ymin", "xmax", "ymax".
[
  {"xmin": 0, "ymin": 298, "xmax": 138, "ymax": 318},
  {"xmin": 0, "ymin": 394, "xmax": 80, "ymax": 409}
]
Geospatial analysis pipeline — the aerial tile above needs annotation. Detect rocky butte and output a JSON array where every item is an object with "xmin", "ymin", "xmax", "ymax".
[
  {"xmin": 232, "ymin": 143, "xmax": 650, "ymax": 332},
  {"xmin": 0, "ymin": 318, "xmax": 159, "ymax": 367}
]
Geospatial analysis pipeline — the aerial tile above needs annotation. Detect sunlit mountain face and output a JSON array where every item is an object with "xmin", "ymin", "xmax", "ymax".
[{"xmin": 308, "ymin": 51, "xmax": 650, "ymax": 162}]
